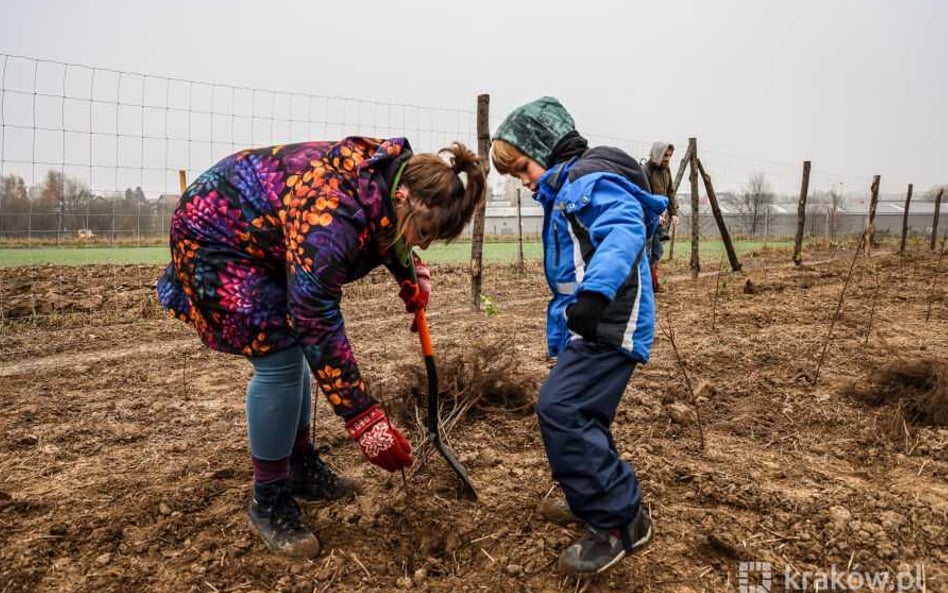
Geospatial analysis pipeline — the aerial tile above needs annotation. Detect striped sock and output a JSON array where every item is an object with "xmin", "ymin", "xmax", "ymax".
[{"xmin": 252, "ymin": 456, "xmax": 290, "ymax": 495}]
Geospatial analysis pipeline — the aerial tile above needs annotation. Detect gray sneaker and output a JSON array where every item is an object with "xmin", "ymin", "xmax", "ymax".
[{"xmin": 558, "ymin": 506, "xmax": 652, "ymax": 575}]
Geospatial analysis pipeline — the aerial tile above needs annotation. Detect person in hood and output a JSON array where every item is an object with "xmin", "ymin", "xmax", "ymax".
[
  {"xmin": 643, "ymin": 142, "xmax": 678, "ymax": 291},
  {"xmin": 157, "ymin": 137, "xmax": 485, "ymax": 558},
  {"xmin": 491, "ymin": 97, "xmax": 664, "ymax": 575}
]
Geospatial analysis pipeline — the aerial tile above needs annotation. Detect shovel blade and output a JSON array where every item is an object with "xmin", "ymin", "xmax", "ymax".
[
  {"xmin": 429, "ymin": 431, "xmax": 478, "ymax": 500},
  {"xmin": 418, "ymin": 316, "xmax": 477, "ymax": 500}
]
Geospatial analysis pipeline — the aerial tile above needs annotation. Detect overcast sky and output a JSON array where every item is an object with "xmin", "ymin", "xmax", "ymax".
[{"xmin": 1, "ymin": 0, "xmax": 945, "ymax": 198}]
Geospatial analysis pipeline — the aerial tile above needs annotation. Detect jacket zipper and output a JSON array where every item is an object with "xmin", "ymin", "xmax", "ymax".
[
  {"xmin": 553, "ymin": 203, "xmax": 564, "ymax": 267},
  {"xmin": 552, "ymin": 224, "xmax": 560, "ymax": 267}
]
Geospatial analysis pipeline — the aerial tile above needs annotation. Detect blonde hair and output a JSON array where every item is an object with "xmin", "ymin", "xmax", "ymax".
[
  {"xmin": 400, "ymin": 143, "xmax": 486, "ymax": 241},
  {"xmin": 490, "ymin": 139, "xmax": 529, "ymax": 176}
]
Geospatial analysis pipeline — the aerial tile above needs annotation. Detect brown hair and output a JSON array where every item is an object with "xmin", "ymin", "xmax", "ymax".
[
  {"xmin": 400, "ymin": 142, "xmax": 486, "ymax": 241},
  {"xmin": 490, "ymin": 139, "xmax": 528, "ymax": 176}
]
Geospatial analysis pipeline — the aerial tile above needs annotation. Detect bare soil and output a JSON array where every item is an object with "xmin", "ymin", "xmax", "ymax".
[{"xmin": 1, "ymin": 245, "xmax": 947, "ymax": 592}]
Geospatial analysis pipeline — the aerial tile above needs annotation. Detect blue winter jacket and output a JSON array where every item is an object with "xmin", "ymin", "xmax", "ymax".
[{"xmin": 535, "ymin": 147, "xmax": 669, "ymax": 362}]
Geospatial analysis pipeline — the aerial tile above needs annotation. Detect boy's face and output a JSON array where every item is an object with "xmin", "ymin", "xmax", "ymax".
[
  {"xmin": 516, "ymin": 158, "xmax": 547, "ymax": 193},
  {"xmin": 661, "ymin": 146, "xmax": 674, "ymax": 167}
]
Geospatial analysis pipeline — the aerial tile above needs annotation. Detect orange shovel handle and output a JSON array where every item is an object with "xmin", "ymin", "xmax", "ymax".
[{"xmin": 414, "ymin": 309, "xmax": 434, "ymax": 357}]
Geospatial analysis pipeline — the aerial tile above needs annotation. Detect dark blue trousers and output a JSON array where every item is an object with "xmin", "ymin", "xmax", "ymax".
[{"xmin": 537, "ymin": 339, "xmax": 641, "ymax": 529}]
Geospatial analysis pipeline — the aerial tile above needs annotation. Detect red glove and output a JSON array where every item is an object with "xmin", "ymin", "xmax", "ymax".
[
  {"xmin": 345, "ymin": 405, "xmax": 414, "ymax": 472},
  {"xmin": 398, "ymin": 260, "xmax": 431, "ymax": 313}
]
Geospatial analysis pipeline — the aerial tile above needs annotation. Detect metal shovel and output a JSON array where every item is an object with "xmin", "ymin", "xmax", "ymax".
[{"xmin": 407, "ymin": 258, "xmax": 477, "ymax": 499}]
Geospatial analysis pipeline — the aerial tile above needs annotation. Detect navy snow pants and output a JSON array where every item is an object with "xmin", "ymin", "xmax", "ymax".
[{"xmin": 537, "ymin": 339, "xmax": 642, "ymax": 529}]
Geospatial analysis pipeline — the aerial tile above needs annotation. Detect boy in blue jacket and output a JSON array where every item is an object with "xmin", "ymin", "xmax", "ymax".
[{"xmin": 492, "ymin": 97, "xmax": 667, "ymax": 575}]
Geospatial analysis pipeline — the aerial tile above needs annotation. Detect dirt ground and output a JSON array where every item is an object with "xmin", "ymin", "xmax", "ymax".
[{"xmin": 1, "ymin": 244, "xmax": 947, "ymax": 593}]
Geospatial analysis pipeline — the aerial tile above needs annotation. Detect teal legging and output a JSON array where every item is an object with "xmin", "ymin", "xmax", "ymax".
[{"xmin": 246, "ymin": 346, "xmax": 312, "ymax": 460}]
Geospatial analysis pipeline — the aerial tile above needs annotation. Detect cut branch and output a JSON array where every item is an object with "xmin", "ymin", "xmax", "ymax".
[{"xmin": 660, "ymin": 316, "xmax": 706, "ymax": 449}]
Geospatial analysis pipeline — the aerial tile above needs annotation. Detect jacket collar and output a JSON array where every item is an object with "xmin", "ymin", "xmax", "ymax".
[
  {"xmin": 535, "ymin": 158, "xmax": 577, "ymax": 205},
  {"xmin": 349, "ymin": 137, "xmax": 413, "ymax": 259}
]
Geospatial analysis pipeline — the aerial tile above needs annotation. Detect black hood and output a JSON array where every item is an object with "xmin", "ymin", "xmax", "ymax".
[{"xmin": 567, "ymin": 146, "xmax": 651, "ymax": 193}]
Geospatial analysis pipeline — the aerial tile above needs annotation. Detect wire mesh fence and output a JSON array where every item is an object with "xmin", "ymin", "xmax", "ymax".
[
  {"xmin": 0, "ymin": 52, "xmax": 479, "ymax": 337},
  {"xmin": 0, "ymin": 52, "xmax": 475, "ymax": 243},
  {"xmin": 3, "ymin": 52, "xmax": 941, "ymax": 246},
  {"xmin": 1, "ymin": 52, "xmax": 944, "ymax": 338}
]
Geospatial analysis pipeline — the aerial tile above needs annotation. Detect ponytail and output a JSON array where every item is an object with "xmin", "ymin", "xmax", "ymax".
[{"xmin": 400, "ymin": 142, "xmax": 486, "ymax": 241}]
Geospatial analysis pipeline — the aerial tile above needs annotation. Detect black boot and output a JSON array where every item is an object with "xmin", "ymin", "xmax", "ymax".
[
  {"xmin": 248, "ymin": 480, "xmax": 320, "ymax": 558},
  {"xmin": 289, "ymin": 446, "xmax": 359, "ymax": 501},
  {"xmin": 558, "ymin": 506, "xmax": 653, "ymax": 575}
]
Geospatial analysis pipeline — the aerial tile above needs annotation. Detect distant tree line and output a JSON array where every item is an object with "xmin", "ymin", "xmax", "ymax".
[
  {"xmin": 0, "ymin": 171, "xmax": 177, "ymax": 240},
  {"xmin": 718, "ymin": 173, "xmax": 944, "ymax": 238}
]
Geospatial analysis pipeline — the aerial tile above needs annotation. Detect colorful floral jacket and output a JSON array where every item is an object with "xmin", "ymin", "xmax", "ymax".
[{"xmin": 157, "ymin": 137, "xmax": 416, "ymax": 419}]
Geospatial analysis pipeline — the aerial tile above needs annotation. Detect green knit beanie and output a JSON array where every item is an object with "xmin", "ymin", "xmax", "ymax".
[{"xmin": 493, "ymin": 96, "xmax": 575, "ymax": 169}]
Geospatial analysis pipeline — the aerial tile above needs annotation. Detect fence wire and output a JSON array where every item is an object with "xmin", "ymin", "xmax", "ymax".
[
  {"xmin": 0, "ymin": 52, "xmax": 475, "ymax": 242},
  {"xmin": 1, "ymin": 53, "xmax": 945, "ymax": 340}
]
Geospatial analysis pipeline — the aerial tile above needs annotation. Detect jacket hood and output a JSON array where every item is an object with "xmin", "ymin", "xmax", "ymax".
[
  {"xmin": 493, "ymin": 96, "xmax": 575, "ymax": 168},
  {"xmin": 568, "ymin": 146, "xmax": 651, "ymax": 192},
  {"xmin": 649, "ymin": 141, "xmax": 673, "ymax": 167},
  {"xmin": 351, "ymin": 137, "xmax": 412, "ymax": 250},
  {"xmin": 353, "ymin": 137, "xmax": 411, "ymax": 206},
  {"xmin": 537, "ymin": 146, "xmax": 665, "ymax": 220}
]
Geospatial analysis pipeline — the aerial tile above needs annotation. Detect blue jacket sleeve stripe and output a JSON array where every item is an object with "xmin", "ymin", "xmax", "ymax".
[
  {"xmin": 564, "ymin": 212, "xmax": 591, "ymax": 285},
  {"xmin": 621, "ymin": 252, "xmax": 645, "ymax": 351}
]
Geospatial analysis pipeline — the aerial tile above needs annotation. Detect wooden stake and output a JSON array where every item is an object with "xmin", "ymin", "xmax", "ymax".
[
  {"xmin": 671, "ymin": 142, "xmax": 692, "ymax": 196},
  {"xmin": 931, "ymin": 188, "xmax": 944, "ymax": 252},
  {"xmin": 516, "ymin": 187, "xmax": 524, "ymax": 273},
  {"xmin": 866, "ymin": 273, "xmax": 882, "ymax": 344},
  {"xmin": 666, "ymin": 141, "xmax": 693, "ymax": 263},
  {"xmin": 926, "ymin": 239, "xmax": 945, "ymax": 322},
  {"xmin": 814, "ymin": 233, "xmax": 865, "ymax": 386},
  {"xmin": 470, "ymin": 94, "xmax": 490, "ymax": 311},
  {"xmin": 864, "ymin": 175, "xmax": 881, "ymax": 257},
  {"xmin": 688, "ymin": 138, "xmax": 700, "ymax": 278},
  {"xmin": 667, "ymin": 220, "xmax": 677, "ymax": 262},
  {"xmin": 792, "ymin": 161, "xmax": 811, "ymax": 266},
  {"xmin": 711, "ymin": 250, "xmax": 726, "ymax": 332},
  {"xmin": 696, "ymin": 157, "xmax": 741, "ymax": 272},
  {"xmin": 899, "ymin": 183, "xmax": 913, "ymax": 255}
]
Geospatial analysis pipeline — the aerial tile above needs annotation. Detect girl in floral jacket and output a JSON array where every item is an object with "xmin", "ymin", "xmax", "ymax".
[{"xmin": 157, "ymin": 137, "xmax": 485, "ymax": 557}]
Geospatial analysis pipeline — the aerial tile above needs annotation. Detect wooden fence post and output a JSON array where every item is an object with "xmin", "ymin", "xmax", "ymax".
[
  {"xmin": 666, "ymin": 141, "xmax": 693, "ymax": 262},
  {"xmin": 792, "ymin": 160, "xmax": 811, "ymax": 266},
  {"xmin": 899, "ymin": 183, "xmax": 913, "ymax": 255},
  {"xmin": 931, "ymin": 188, "xmax": 944, "ymax": 252},
  {"xmin": 688, "ymin": 137, "xmax": 700, "ymax": 278},
  {"xmin": 864, "ymin": 175, "xmax": 880, "ymax": 257},
  {"xmin": 671, "ymin": 142, "xmax": 692, "ymax": 193},
  {"xmin": 696, "ymin": 158, "xmax": 741, "ymax": 272},
  {"xmin": 471, "ymin": 94, "xmax": 490, "ymax": 311}
]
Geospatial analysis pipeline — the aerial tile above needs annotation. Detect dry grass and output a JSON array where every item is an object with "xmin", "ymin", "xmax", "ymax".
[{"xmin": 846, "ymin": 357, "xmax": 948, "ymax": 427}]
